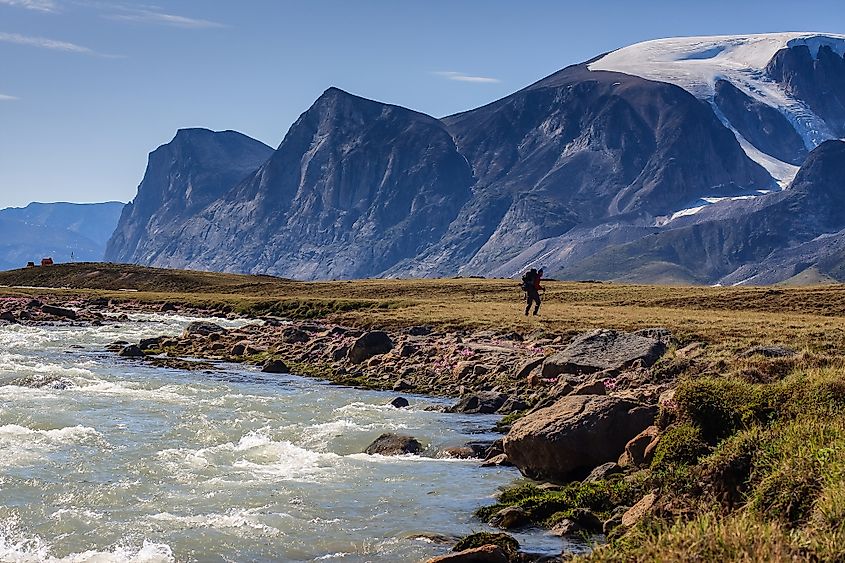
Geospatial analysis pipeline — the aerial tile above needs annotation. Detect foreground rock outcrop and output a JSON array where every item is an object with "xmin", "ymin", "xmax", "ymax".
[{"xmin": 503, "ymin": 395, "xmax": 657, "ymax": 482}]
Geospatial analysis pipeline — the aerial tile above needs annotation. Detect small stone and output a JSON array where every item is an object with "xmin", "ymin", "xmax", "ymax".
[
  {"xmin": 119, "ymin": 344, "xmax": 145, "ymax": 358},
  {"xmin": 584, "ymin": 462, "xmax": 623, "ymax": 482},
  {"xmin": 490, "ymin": 506, "xmax": 529, "ymax": 529},
  {"xmin": 262, "ymin": 359, "xmax": 289, "ymax": 373},
  {"xmin": 393, "ymin": 379, "xmax": 414, "ymax": 391},
  {"xmin": 621, "ymin": 492, "xmax": 657, "ymax": 529},
  {"xmin": 572, "ymin": 380, "xmax": 607, "ymax": 395},
  {"xmin": 481, "ymin": 453, "xmax": 513, "ymax": 467}
]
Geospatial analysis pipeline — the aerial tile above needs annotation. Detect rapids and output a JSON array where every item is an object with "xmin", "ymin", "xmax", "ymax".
[{"xmin": 0, "ymin": 314, "xmax": 569, "ymax": 562}]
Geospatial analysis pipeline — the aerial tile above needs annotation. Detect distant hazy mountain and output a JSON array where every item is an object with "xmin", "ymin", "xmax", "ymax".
[
  {"xmin": 0, "ymin": 202, "xmax": 124, "ymax": 271},
  {"xmin": 105, "ymin": 32, "xmax": 845, "ymax": 284}
]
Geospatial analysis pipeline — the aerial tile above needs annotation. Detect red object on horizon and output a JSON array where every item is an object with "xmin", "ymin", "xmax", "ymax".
[{"xmin": 41, "ymin": 257, "xmax": 54, "ymax": 267}]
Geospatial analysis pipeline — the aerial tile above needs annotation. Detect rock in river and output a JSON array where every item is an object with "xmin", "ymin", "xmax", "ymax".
[{"xmin": 363, "ymin": 433, "xmax": 422, "ymax": 456}]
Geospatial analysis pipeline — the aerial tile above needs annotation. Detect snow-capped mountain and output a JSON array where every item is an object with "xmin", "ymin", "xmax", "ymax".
[
  {"xmin": 105, "ymin": 33, "xmax": 845, "ymax": 285},
  {"xmin": 591, "ymin": 33, "xmax": 845, "ymax": 185}
]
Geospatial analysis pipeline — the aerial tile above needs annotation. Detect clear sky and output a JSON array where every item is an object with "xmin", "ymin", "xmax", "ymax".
[{"xmin": 0, "ymin": 0, "xmax": 843, "ymax": 209}]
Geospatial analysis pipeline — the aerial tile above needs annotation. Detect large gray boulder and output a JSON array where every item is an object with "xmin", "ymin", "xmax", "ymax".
[
  {"xmin": 541, "ymin": 329, "xmax": 666, "ymax": 378},
  {"xmin": 503, "ymin": 395, "xmax": 656, "ymax": 483},
  {"xmin": 347, "ymin": 331, "xmax": 393, "ymax": 364}
]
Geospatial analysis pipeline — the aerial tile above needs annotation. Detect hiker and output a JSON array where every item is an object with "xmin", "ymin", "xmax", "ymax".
[{"xmin": 521, "ymin": 267, "xmax": 543, "ymax": 316}]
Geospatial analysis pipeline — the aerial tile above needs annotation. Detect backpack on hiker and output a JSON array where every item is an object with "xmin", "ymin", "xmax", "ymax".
[{"xmin": 521, "ymin": 269, "xmax": 537, "ymax": 292}]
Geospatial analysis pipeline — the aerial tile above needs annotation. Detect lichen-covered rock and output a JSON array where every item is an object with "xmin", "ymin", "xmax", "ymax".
[
  {"xmin": 503, "ymin": 395, "xmax": 657, "ymax": 482},
  {"xmin": 541, "ymin": 329, "xmax": 666, "ymax": 377}
]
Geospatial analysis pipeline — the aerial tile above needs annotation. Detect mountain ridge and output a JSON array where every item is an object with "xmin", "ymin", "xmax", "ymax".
[{"xmin": 103, "ymin": 32, "xmax": 845, "ymax": 284}]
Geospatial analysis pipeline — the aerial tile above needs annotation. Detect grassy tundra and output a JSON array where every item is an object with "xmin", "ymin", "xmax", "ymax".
[{"xmin": 2, "ymin": 262, "xmax": 845, "ymax": 561}]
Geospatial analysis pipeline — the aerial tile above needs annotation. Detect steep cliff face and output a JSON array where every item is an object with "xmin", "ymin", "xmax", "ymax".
[
  {"xmin": 140, "ymin": 89, "xmax": 475, "ymax": 279},
  {"xmin": 389, "ymin": 64, "xmax": 771, "ymax": 277},
  {"xmin": 104, "ymin": 129, "xmax": 273, "ymax": 264},
  {"xmin": 767, "ymin": 44, "xmax": 845, "ymax": 137},
  {"xmin": 558, "ymin": 141, "xmax": 845, "ymax": 284}
]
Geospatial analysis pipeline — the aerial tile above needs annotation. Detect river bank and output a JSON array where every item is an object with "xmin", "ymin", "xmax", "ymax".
[{"xmin": 4, "ymin": 265, "xmax": 845, "ymax": 561}]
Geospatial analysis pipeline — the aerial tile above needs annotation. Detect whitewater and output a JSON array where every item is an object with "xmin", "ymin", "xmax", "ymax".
[{"xmin": 0, "ymin": 314, "xmax": 565, "ymax": 562}]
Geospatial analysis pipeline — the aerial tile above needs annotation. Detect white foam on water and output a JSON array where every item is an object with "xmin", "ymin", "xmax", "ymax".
[
  {"xmin": 149, "ymin": 508, "xmax": 283, "ymax": 536},
  {"xmin": 0, "ymin": 517, "xmax": 173, "ymax": 563}
]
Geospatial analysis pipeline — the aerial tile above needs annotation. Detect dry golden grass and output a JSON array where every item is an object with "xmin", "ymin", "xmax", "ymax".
[{"xmin": 3, "ymin": 264, "xmax": 845, "ymax": 356}]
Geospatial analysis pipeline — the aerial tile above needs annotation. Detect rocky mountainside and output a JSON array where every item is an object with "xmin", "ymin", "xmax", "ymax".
[
  {"xmin": 104, "ymin": 128, "xmax": 274, "ymax": 265},
  {"xmin": 0, "ymin": 202, "xmax": 124, "ymax": 271},
  {"xmin": 105, "ymin": 33, "xmax": 845, "ymax": 284}
]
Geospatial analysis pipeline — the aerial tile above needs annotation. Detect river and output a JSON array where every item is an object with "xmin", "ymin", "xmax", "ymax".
[{"xmin": 0, "ymin": 314, "xmax": 568, "ymax": 562}]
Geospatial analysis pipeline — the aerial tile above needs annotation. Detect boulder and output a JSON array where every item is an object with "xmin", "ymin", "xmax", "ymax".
[
  {"xmin": 621, "ymin": 492, "xmax": 657, "ymax": 529},
  {"xmin": 603, "ymin": 505, "xmax": 630, "ymax": 535},
  {"xmin": 448, "ymin": 391, "xmax": 507, "ymax": 414},
  {"xmin": 503, "ymin": 395, "xmax": 657, "ymax": 482},
  {"xmin": 160, "ymin": 302, "xmax": 177, "ymax": 312},
  {"xmin": 496, "ymin": 396, "xmax": 529, "ymax": 415},
  {"xmin": 407, "ymin": 325, "xmax": 432, "ymax": 336},
  {"xmin": 183, "ymin": 321, "xmax": 226, "ymax": 337},
  {"xmin": 425, "ymin": 545, "xmax": 508, "ymax": 563},
  {"xmin": 388, "ymin": 397, "xmax": 410, "ymax": 408},
  {"xmin": 0, "ymin": 311, "xmax": 16, "ymax": 323},
  {"xmin": 453, "ymin": 361, "xmax": 476, "ymax": 379},
  {"xmin": 541, "ymin": 329, "xmax": 666, "ymax": 378},
  {"xmin": 262, "ymin": 359, "xmax": 290, "ymax": 373},
  {"xmin": 584, "ymin": 462, "xmax": 623, "ymax": 482},
  {"xmin": 490, "ymin": 506, "xmax": 529, "ymax": 529},
  {"xmin": 480, "ymin": 453, "xmax": 513, "ymax": 467},
  {"xmin": 230, "ymin": 341, "xmax": 249, "ymax": 356},
  {"xmin": 399, "ymin": 343, "xmax": 419, "ymax": 357},
  {"xmin": 348, "ymin": 331, "xmax": 393, "ymax": 364},
  {"xmin": 513, "ymin": 357, "xmax": 545, "ymax": 380},
  {"xmin": 119, "ymin": 344, "xmax": 145, "ymax": 358},
  {"xmin": 41, "ymin": 304, "xmax": 77, "ymax": 320},
  {"xmin": 623, "ymin": 426, "xmax": 660, "ymax": 467},
  {"xmin": 550, "ymin": 508, "xmax": 603, "ymax": 536},
  {"xmin": 138, "ymin": 337, "xmax": 163, "ymax": 351},
  {"xmin": 281, "ymin": 327, "xmax": 311, "ymax": 344},
  {"xmin": 393, "ymin": 379, "xmax": 414, "ymax": 392},
  {"xmin": 572, "ymin": 380, "xmax": 606, "ymax": 396},
  {"xmin": 364, "ymin": 433, "xmax": 422, "ymax": 456}
]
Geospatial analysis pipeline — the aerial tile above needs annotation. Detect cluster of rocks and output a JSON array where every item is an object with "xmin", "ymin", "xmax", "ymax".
[{"xmin": 112, "ymin": 318, "xmax": 572, "ymax": 410}]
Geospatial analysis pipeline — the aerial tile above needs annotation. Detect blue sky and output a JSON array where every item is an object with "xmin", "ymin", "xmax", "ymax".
[{"xmin": 0, "ymin": 0, "xmax": 843, "ymax": 209}]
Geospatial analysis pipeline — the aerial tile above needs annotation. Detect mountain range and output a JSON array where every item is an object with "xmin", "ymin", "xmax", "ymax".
[
  {"xmin": 0, "ymin": 202, "xmax": 124, "ymax": 272},
  {"xmin": 98, "ymin": 32, "xmax": 845, "ymax": 284}
]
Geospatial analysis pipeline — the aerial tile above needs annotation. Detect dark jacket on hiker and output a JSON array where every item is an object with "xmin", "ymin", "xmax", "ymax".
[{"xmin": 522, "ymin": 268, "xmax": 542, "ymax": 316}]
